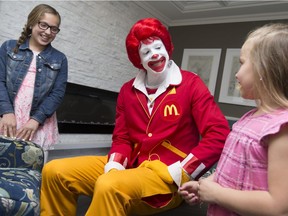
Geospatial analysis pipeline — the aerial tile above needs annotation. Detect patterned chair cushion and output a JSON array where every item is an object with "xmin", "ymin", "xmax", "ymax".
[
  {"xmin": 0, "ymin": 137, "xmax": 44, "ymax": 216},
  {"xmin": 0, "ymin": 168, "xmax": 41, "ymax": 215},
  {"xmin": 0, "ymin": 137, "xmax": 44, "ymax": 172}
]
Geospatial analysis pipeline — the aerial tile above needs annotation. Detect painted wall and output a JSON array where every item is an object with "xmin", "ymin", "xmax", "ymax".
[
  {"xmin": 0, "ymin": 1, "xmax": 154, "ymax": 92},
  {"xmin": 169, "ymin": 19, "xmax": 288, "ymax": 118}
]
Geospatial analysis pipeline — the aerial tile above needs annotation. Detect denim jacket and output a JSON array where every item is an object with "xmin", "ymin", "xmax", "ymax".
[{"xmin": 0, "ymin": 39, "xmax": 68, "ymax": 124}]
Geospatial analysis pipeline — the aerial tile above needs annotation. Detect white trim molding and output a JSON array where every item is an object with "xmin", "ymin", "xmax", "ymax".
[
  {"xmin": 54, "ymin": 134, "xmax": 112, "ymax": 150},
  {"xmin": 134, "ymin": 1, "xmax": 288, "ymax": 27}
]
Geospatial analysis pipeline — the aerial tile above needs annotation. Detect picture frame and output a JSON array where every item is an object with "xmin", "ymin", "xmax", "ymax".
[
  {"xmin": 181, "ymin": 48, "xmax": 221, "ymax": 95},
  {"xmin": 219, "ymin": 49, "xmax": 256, "ymax": 106}
]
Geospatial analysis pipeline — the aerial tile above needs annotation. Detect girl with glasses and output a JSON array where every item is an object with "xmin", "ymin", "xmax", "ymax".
[{"xmin": 0, "ymin": 4, "xmax": 68, "ymax": 163}]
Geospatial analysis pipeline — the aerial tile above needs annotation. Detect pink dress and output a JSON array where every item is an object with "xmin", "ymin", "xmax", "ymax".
[
  {"xmin": 207, "ymin": 108, "xmax": 288, "ymax": 216},
  {"xmin": 13, "ymin": 52, "xmax": 59, "ymax": 150}
]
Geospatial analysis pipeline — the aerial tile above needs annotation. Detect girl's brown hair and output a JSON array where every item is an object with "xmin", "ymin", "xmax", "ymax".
[{"xmin": 13, "ymin": 4, "xmax": 61, "ymax": 53}]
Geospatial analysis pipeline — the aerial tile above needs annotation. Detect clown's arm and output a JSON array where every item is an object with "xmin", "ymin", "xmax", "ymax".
[
  {"xmin": 168, "ymin": 75, "xmax": 230, "ymax": 186},
  {"xmin": 104, "ymin": 82, "xmax": 133, "ymax": 173}
]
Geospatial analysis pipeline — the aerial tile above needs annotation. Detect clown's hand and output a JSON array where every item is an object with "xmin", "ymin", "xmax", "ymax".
[
  {"xmin": 140, "ymin": 160, "xmax": 173, "ymax": 184},
  {"xmin": 168, "ymin": 161, "xmax": 191, "ymax": 187},
  {"xmin": 104, "ymin": 161, "xmax": 125, "ymax": 173}
]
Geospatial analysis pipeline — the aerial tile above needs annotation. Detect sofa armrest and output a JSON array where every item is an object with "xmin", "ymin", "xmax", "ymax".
[{"xmin": 0, "ymin": 136, "xmax": 44, "ymax": 172}]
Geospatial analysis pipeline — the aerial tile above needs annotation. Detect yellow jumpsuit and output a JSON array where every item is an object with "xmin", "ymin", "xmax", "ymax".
[{"xmin": 40, "ymin": 156, "xmax": 185, "ymax": 216}]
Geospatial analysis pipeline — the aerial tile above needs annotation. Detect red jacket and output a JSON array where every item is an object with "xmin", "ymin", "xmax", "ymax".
[{"xmin": 108, "ymin": 70, "xmax": 230, "ymax": 179}]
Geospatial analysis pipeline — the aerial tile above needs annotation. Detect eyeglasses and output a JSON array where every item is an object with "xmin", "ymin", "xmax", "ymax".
[{"xmin": 38, "ymin": 21, "xmax": 60, "ymax": 34}]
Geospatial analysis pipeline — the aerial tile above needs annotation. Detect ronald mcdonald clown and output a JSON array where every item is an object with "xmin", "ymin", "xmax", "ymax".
[{"xmin": 40, "ymin": 18, "xmax": 230, "ymax": 216}]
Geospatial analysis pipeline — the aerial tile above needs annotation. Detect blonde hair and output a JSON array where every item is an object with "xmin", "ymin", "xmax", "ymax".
[
  {"xmin": 13, "ymin": 4, "xmax": 61, "ymax": 53},
  {"xmin": 245, "ymin": 23, "xmax": 288, "ymax": 111}
]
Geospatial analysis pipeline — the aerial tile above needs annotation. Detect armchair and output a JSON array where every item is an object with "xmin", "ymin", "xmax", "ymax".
[{"xmin": 0, "ymin": 136, "xmax": 44, "ymax": 216}]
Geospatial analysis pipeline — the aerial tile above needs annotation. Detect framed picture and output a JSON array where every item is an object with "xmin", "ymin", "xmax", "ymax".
[
  {"xmin": 219, "ymin": 49, "xmax": 256, "ymax": 106},
  {"xmin": 181, "ymin": 48, "xmax": 221, "ymax": 95}
]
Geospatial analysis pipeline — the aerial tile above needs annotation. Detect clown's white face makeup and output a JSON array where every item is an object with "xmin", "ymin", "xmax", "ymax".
[{"xmin": 139, "ymin": 39, "xmax": 169, "ymax": 73}]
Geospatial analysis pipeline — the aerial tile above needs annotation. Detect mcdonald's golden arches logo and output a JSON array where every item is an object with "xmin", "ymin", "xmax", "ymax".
[{"xmin": 161, "ymin": 101, "xmax": 181, "ymax": 121}]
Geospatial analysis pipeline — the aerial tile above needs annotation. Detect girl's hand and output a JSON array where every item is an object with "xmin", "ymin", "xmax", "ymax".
[
  {"xmin": 16, "ymin": 119, "xmax": 39, "ymax": 141},
  {"xmin": 178, "ymin": 181, "xmax": 201, "ymax": 205},
  {"xmin": 198, "ymin": 178, "xmax": 222, "ymax": 204},
  {"xmin": 0, "ymin": 113, "xmax": 17, "ymax": 138}
]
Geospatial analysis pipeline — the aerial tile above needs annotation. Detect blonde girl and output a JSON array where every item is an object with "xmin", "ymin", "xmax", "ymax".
[{"xmin": 179, "ymin": 23, "xmax": 288, "ymax": 216}]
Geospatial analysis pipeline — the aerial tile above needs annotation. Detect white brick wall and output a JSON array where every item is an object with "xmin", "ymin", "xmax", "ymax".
[
  {"xmin": 0, "ymin": 1, "xmax": 160, "ymax": 150},
  {"xmin": 0, "ymin": 1, "xmax": 155, "ymax": 92}
]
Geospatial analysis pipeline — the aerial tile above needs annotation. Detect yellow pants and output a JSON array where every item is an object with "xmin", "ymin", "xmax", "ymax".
[{"xmin": 40, "ymin": 156, "xmax": 183, "ymax": 216}]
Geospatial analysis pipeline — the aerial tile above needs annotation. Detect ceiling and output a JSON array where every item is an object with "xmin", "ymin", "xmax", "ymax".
[{"xmin": 134, "ymin": 1, "xmax": 288, "ymax": 26}]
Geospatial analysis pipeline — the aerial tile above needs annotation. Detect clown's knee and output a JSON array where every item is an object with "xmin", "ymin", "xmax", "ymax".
[
  {"xmin": 42, "ymin": 158, "xmax": 70, "ymax": 181},
  {"xmin": 94, "ymin": 173, "xmax": 120, "ymax": 195}
]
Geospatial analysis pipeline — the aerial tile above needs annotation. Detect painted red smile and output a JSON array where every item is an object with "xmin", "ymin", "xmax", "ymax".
[{"xmin": 148, "ymin": 56, "xmax": 166, "ymax": 72}]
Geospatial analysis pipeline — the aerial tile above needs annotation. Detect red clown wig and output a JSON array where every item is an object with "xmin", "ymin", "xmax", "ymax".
[{"xmin": 126, "ymin": 18, "xmax": 174, "ymax": 70}]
